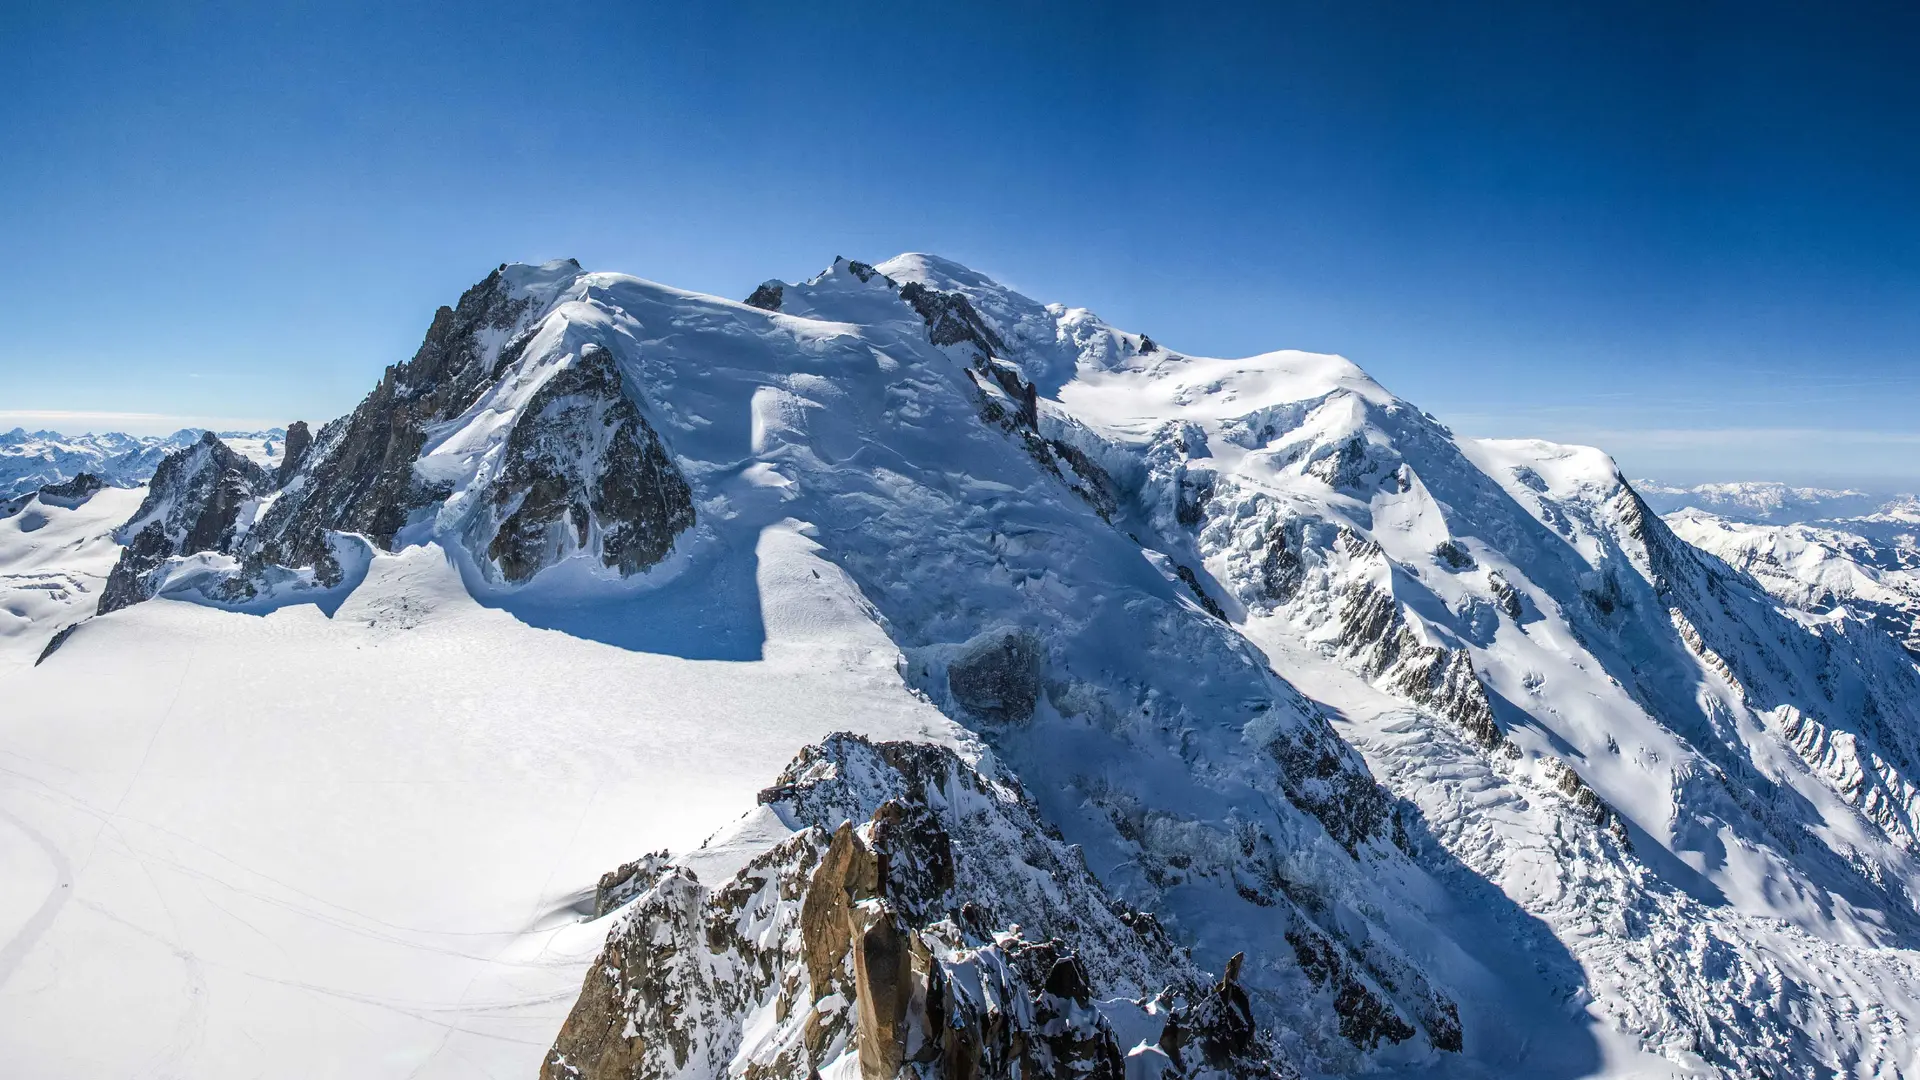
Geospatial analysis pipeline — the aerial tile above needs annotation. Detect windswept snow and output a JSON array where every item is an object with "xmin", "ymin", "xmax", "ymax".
[
  {"xmin": 0, "ymin": 535, "xmax": 962, "ymax": 1078},
  {"xmin": 0, "ymin": 485, "xmax": 144, "ymax": 669}
]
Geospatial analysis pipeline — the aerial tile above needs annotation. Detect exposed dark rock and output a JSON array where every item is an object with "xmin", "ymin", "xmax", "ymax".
[
  {"xmin": 1175, "ymin": 473, "xmax": 1216, "ymax": 528},
  {"xmin": 34, "ymin": 623, "xmax": 78, "ymax": 665},
  {"xmin": 1285, "ymin": 929, "xmax": 1417, "ymax": 1051},
  {"xmin": 594, "ymin": 850, "xmax": 672, "ymax": 917},
  {"xmin": 36, "ymin": 472, "xmax": 104, "ymax": 507},
  {"xmin": 1305, "ymin": 432, "xmax": 1397, "ymax": 491},
  {"xmin": 946, "ymin": 627, "xmax": 1043, "ymax": 723},
  {"xmin": 1161, "ymin": 952, "xmax": 1264, "ymax": 1074},
  {"xmin": 204, "ymin": 263, "xmax": 694, "ymax": 591},
  {"xmin": 989, "ymin": 360, "xmax": 1040, "ymax": 429},
  {"xmin": 1433, "ymin": 540, "xmax": 1475, "ymax": 571},
  {"xmin": 744, "ymin": 281, "xmax": 784, "ymax": 311},
  {"xmin": 899, "ymin": 280, "xmax": 1005, "ymax": 360},
  {"xmin": 243, "ymin": 265, "xmax": 551, "ymax": 584},
  {"xmin": 472, "ymin": 344, "xmax": 695, "ymax": 583},
  {"xmin": 1259, "ymin": 526, "xmax": 1305, "ymax": 604},
  {"xmin": 1546, "ymin": 760, "xmax": 1634, "ymax": 849},
  {"xmin": 1338, "ymin": 581, "xmax": 1504, "ymax": 752},
  {"xmin": 1489, "ymin": 572, "xmax": 1525, "ymax": 620},
  {"xmin": 274, "ymin": 420, "xmax": 311, "ymax": 488},
  {"xmin": 547, "ymin": 735, "xmax": 1289, "ymax": 1080},
  {"xmin": 1175, "ymin": 562, "xmax": 1229, "ymax": 621},
  {"xmin": 1138, "ymin": 334, "xmax": 1158, "ymax": 354},
  {"xmin": 98, "ymin": 433, "xmax": 274, "ymax": 614},
  {"xmin": 1265, "ymin": 720, "xmax": 1392, "ymax": 857},
  {"xmin": 1048, "ymin": 439, "xmax": 1118, "ymax": 521}
]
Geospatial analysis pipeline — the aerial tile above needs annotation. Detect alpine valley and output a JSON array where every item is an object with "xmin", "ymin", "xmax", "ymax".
[{"xmin": 4, "ymin": 255, "xmax": 1919, "ymax": 1080}]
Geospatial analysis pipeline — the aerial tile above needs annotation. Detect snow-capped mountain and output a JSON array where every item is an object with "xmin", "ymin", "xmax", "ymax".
[
  {"xmin": 1664, "ymin": 508, "xmax": 1920, "ymax": 659},
  {"xmin": 0, "ymin": 426, "xmax": 287, "ymax": 499},
  {"xmin": 1639, "ymin": 483, "xmax": 1919, "ymax": 659},
  {"xmin": 7, "ymin": 256, "xmax": 1920, "ymax": 1079},
  {"xmin": 1636, "ymin": 480, "xmax": 1912, "ymax": 525}
]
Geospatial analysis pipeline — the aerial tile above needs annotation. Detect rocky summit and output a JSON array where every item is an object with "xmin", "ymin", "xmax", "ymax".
[{"xmin": 7, "ymin": 254, "xmax": 1920, "ymax": 1079}]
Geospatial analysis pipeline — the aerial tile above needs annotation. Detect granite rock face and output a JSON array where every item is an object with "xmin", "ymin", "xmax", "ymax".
[
  {"xmin": 945, "ymin": 627, "xmax": 1043, "ymax": 723},
  {"xmin": 464, "ymin": 343, "xmax": 694, "ymax": 584},
  {"xmin": 543, "ymin": 734, "xmax": 1297, "ymax": 1080},
  {"xmin": 274, "ymin": 420, "xmax": 311, "ymax": 488},
  {"xmin": 241, "ymin": 265, "xmax": 554, "ymax": 583},
  {"xmin": 97, "ymin": 433, "xmax": 274, "ymax": 614},
  {"xmin": 91, "ymin": 263, "xmax": 698, "ymax": 609}
]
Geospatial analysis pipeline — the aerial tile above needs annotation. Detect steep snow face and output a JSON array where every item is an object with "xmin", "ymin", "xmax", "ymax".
[
  {"xmin": 0, "ymin": 428, "xmax": 285, "ymax": 498},
  {"xmin": 874, "ymin": 264, "xmax": 1920, "ymax": 1077}
]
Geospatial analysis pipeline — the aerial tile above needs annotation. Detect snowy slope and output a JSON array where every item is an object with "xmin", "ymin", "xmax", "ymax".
[
  {"xmin": 0, "ymin": 484, "xmax": 145, "ymax": 670},
  {"xmin": 7, "ymin": 255, "xmax": 1920, "ymax": 1079},
  {"xmin": 1, "ymin": 531, "xmax": 966, "ymax": 1078},
  {"xmin": 871, "ymin": 252, "xmax": 1920, "ymax": 1076}
]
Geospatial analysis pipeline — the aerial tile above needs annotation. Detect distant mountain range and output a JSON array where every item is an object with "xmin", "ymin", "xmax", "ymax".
[
  {"xmin": 0, "ymin": 426, "xmax": 285, "ymax": 498},
  {"xmin": 1638, "ymin": 481, "xmax": 1920, "ymax": 660},
  {"xmin": 1636, "ymin": 479, "xmax": 1915, "ymax": 524}
]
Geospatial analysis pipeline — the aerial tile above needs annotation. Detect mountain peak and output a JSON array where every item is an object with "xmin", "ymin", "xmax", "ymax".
[{"xmin": 875, "ymin": 252, "xmax": 1003, "ymax": 293}]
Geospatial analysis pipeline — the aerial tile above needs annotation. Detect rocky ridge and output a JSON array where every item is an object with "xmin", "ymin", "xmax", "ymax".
[
  {"xmin": 78, "ymin": 262, "xmax": 697, "ymax": 617},
  {"xmin": 544, "ymin": 734, "xmax": 1293, "ymax": 1080}
]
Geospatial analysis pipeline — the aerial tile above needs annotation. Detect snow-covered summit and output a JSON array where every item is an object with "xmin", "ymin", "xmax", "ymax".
[{"xmin": 9, "ymin": 254, "xmax": 1920, "ymax": 1078}]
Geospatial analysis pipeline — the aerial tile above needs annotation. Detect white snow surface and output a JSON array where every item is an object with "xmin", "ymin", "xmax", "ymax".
[
  {"xmin": 0, "ymin": 486, "xmax": 145, "ymax": 670},
  {"xmin": 6, "ymin": 255, "xmax": 1920, "ymax": 1078}
]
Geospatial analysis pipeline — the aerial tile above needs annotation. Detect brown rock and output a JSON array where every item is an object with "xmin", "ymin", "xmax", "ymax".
[{"xmin": 849, "ymin": 899, "xmax": 912, "ymax": 1080}]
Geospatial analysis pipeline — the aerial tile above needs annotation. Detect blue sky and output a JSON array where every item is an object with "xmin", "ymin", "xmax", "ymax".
[{"xmin": 3, "ymin": 2, "xmax": 1917, "ymax": 487}]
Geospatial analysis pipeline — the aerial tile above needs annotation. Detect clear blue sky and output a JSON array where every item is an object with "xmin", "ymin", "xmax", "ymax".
[{"xmin": 3, "ymin": 2, "xmax": 1917, "ymax": 487}]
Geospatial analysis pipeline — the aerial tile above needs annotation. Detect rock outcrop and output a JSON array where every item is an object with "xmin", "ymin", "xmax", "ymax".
[
  {"xmin": 97, "ymin": 433, "xmax": 273, "ymax": 613},
  {"xmin": 542, "ymin": 734, "xmax": 1296, "ymax": 1080},
  {"xmin": 92, "ymin": 263, "xmax": 699, "ymax": 609},
  {"xmin": 945, "ymin": 628, "xmax": 1043, "ymax": 723},
  {"xmin": 274, "ymin": 420, "xmax": 311, "ymax": 488},
  {"xmin": 461, "ymin": 343, "xmax": 693, "ymax": 584},
  {"xmin": 241, "ymin": 264, "xmax": 559, "ymax": 582},
  {"xmin": 35, "ymin": 472, "xmax": 105, "ymax": 507}
]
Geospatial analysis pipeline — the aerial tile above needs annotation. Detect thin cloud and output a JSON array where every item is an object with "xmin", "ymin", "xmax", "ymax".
[
  {"xmin": 0, "ymin": 409, "xmax": 189, "ymax": 421},
  {"xmin": 0, "ymin": 409, "xmax": 282, "ymax": 434}
]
